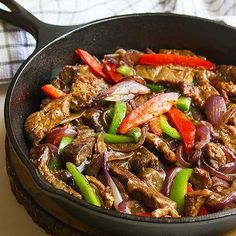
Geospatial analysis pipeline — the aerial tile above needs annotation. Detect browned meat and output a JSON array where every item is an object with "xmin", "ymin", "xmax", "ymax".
[
  {"xmin": 40, "ymin": 98, "xmax": 52, "ymax": 110},
  {"xmin": 138, "ymin": 167, "xmax": 164, "ymax": 192},
  {"xmin": 145, "ymin": 132, "xmax": 176, "ymax": 163},
  {"xmin": 133, "ymin": 94, "xmax": 153, "ymax": 108},
  {"xmin": 204, "ymin": 142, "xmax": 228, "ymax": 169},
  {"xmin": 228, "ymin": 114, "xmax": 236, "ymax": 126},
  {"xmin": 70, "ymin": 65, "xmax": 108, "ymax": 111},
  {"xmin": 189, "ymin": 168, "xmax": 212, "ymax": 190},
  {"xmin": 212, "ymin": 81, "xmax": 236, "ymax": 97},
  {"xmin": 63, "ymin": 125, "xmax": 96, "ymax": 166},
  {"xmin": 219, "ymin": 125, "xmax": 236, "ymax": 155},
  {"xmin": 129, "ymin": 146, "xmax": 160, "ymax": 173},
  {"xmin": 206, "ymin": 183, "xmax": 236, "ymax": 211},
  {"xmin": 185, "ymin": 189, "xmax": 212, "ymax": 216},
  {"xmin": 86, "ymin": 175, "xmax": 114, "ymax": 209},
  {"xmin": 109, "ymin": 164, "xmax": 180, "ymax": 217},
  {"xmin": 53, "ymin": 169, "xmax": 72, "ymax": 182},
  {"xmin": 135, "ymin": 65, "xmax": 194, "ymax": 85},
  {"xmin": 180, "ymin": 80, "xmax": 219, "ymax": 108},
  {"xmin": 25, "ymin": 95, "xmax": 71, "ymax": 144},
  {"xmin": 51, "ymin": 65, "xmax": 81, "ymax": 92},
  {"xmin": 159, "ymin": 49, "xmax": 200, "ymax": 57},
  {"xmin": 30, "ymin": 145, "xmax": 81, "ymax": 199},
  {"xmin": 214, "ymin": 65, "xmax": 236, "ymax": 84}
]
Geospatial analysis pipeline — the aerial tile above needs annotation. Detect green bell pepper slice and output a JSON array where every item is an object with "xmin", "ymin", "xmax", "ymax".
[
  {"xmin": 48, "ymin": 155, "xmax": 63, "ymax": 171},
  {"xmin": 127, "ymin": 127, "xmax": 141, "ymax": 143},
  {"xmin": 177, "ymin": 96, "xmax": 191, "ymax": 112},
  {"xmin": 170, "ymin": 168, "xmax": 193, "ymax": 214},
  {"xmin": 66, "ymin": 162, "xmax": 101, "ymax": 207},
  {"xmin": 116, "ymin": 65, "xmax": 133, "ymax": 76},
  {"xmin": 160, "ymin": 115, "xmax": 181, "ymax": 140},
  {"xmin": 146, "ymin": 83, "xmax": 165, "ymax": 92},
  {"xmin": 58, "ymin": 136, "xmax": 74, "ymax": 152},
  {"xmin": 96, "ymin": 132, "xmax": 134, "ymax": 143},
  {"xmin": 108, "ymin": 101, "xmax": 126, "ymax": 134}
]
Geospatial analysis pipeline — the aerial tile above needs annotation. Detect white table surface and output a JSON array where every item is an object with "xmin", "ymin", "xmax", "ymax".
[{"xmin": 0, "ymin": 84, "xmax": 48, "ymax": 236}]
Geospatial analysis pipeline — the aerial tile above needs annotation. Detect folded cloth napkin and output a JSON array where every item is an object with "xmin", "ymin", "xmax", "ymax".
[{"xmin": 0, "ymin": 0, "xmax": 236, "ymax": 83}]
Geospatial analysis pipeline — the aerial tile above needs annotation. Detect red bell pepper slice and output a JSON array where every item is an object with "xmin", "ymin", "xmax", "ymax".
[
  {"xmin": 198, "ymin": 207, "xmax": 208, "ymax": 216},
  {"xmin": 138, "ymin": 54, "xmax": 215, "ymax": 70},
  {"xmin": 118, "ymin": 93, "xmax": 179, "ymax": 134},
  {"xmin": 103, "ymin": 61, "xmax": 123, "ymax": 83},
  {"xmin": 167, "ymin": 107, "xmax": 196, "ymax": 153},
  {"xmin": 187, "ymin": 183, "xmax": 194, "ymax": 193},
  {"xmin": 135, "ymin": 212, "xmax": 152, "ymax": 217},
  {"xmin": 75, "ymin": 48, "xmax": 108, "ymax": 79},
  {"xmin": 41, "ymin": 84, "xmax": 66, "ymax": 99}
]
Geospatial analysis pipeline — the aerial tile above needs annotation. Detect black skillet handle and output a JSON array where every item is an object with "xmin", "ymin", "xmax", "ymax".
[{"xmin": 0, "ymin": 0, "xmax": 81, "ymax": 51}]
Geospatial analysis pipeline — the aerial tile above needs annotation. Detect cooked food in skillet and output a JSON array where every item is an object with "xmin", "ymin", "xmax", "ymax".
[{"xmin": 25, "ymin": 48, "xmax": 236, "ymax": 218}]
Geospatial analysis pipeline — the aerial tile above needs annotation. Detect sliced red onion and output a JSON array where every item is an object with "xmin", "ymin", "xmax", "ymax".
[
  {"xmin": 176, "ymin": 144, "xmax": 192, "ymax": 167},
  {"xmin": 212, "ymin": 177, "xmax": 230, "ymax": 189},
  {"xmin": 217, "ymin": 105, "xmax": 236, "ymax": 128},
  {"xmin": 219, "ymin": 162, "xmax": 236, "ymax": 174},
  {"xmin": 200, "ymin": 157, "xmax": 229, "ymax": 181},
  {"xmin": 206, "ymin": 191, "xmax": 236, "ymax": 212},
  {"xmin": 112, "ymin": 176, "xmax": 130, "ymax": 201},
  {"xmin": 222, "ymin": 146, "xmax": 236, "ymax": 161},
  {"xmin": 103, "ymin": 154, "xmax": 123, "ymax": 211},
  {"xmin": 204, "ymin": 95, "xmax": 226, "ymax": 127},
  {"xmin": 161, "ymin": 167, "xmax": 182, "ymax": 197},
  {"xmin": 123, "ymin": 49, "xmax": 141, "ymax": 66},
  {"xmin": 103, "ymin": 55, "xmax": 119, "ymax": 65},
  {"xmin": 117, "ymin": 201, "xmax": 129, "ymax": 213},
  {"xmin": 187, "ymin": 149, "xmax": 202, "ymax": 163},
  {"xmin": 43, "ymin": 127, "xmax": 77, "ymax": 146},
  {"xmin": 195, "ymin": 121, "xmax": 211, "ymax": 150},
  {"xmin": 97, "ymin": 80, "xmax": 150, "ymax": 102},
  {"xmin": 46, "ymin": 143, "xmax": 59, "ymax": 155}
]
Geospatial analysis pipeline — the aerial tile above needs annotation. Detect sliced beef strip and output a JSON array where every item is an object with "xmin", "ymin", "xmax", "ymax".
[
  {"xmin": 219, "ymin": 125, "xmax": 236, "ymax": 155},
  {"xmin": 135, "ymin": 65, "xmax": 194, "ymax": 85},
  {"xmin": 189, "ymin": 167, "xmax": 212, "ymax": 190},
  {"xmin": 204, "ymin": 142, "xmax": 228, "ymax": 169},
  {"xmin": 63, "ymin": 125, "xmax": 96, "ymax": 166},
  {"xmin": 211, "ymin": 81, "xmax": 236, "ymax": 97},
  {"xmin": 128, "ymin": 146, "xmax": 160, "ymax": 173},
  {"xmin": 214, "ymin": 65, "xmax": 236, "ymax": 84},
  {"xmin": 132, "ymin": 94, "xmax": 153, "ymax": 108},
  {"xmin": 109, "ymin": 164, "xmax": 180, "ymax": 217},
  {"xmin": 70, "ymin": 65, "xmax": 108, "ymax": 111},
  {"xmin": 228, "ymin": 113, "xmax": 236, "ymax": 126},
  {"xmin": 180, "ymin": 80, "xmax": 219, "ymax": 109},
  {"xmin": 159, "ymin": 49, "xmax": 200, "ymax": 57},
  {"xmin": 30, "ymin": 144, "xmax": 81, "ymax": 199},
  {"xmin": 51, "ymin": 65, "xmax": 81, "ymax": 93},
  {"xmin": 85, "ymin": 175, "xmax": 114, "ymax": 209},
  {"xmin": 185, "ymin": 189, "xmax": 212, "ymax": 217},
  {"xmin": 25, "ymin": 95, "xmax": 71, "ymax": 144},
  {"xmin": 145, "ymin": 132, "xmax": 176, "ymax": 163}
]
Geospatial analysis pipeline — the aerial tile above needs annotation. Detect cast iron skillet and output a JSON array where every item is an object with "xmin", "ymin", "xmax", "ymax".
[{"xmin": 3, "ymin": 0, "xmax": 236, "ymax": 235}]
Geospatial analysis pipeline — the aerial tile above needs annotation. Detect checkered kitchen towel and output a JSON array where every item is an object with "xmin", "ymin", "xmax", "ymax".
[{"xmin": 0, "ymin": 0, "xmax": 236, "ymax": 83}]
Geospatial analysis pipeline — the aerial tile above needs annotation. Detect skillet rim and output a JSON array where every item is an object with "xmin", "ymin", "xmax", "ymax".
[{"xmin": 4, "ymin": 12, "xmax": 236, "ymax": 225}]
